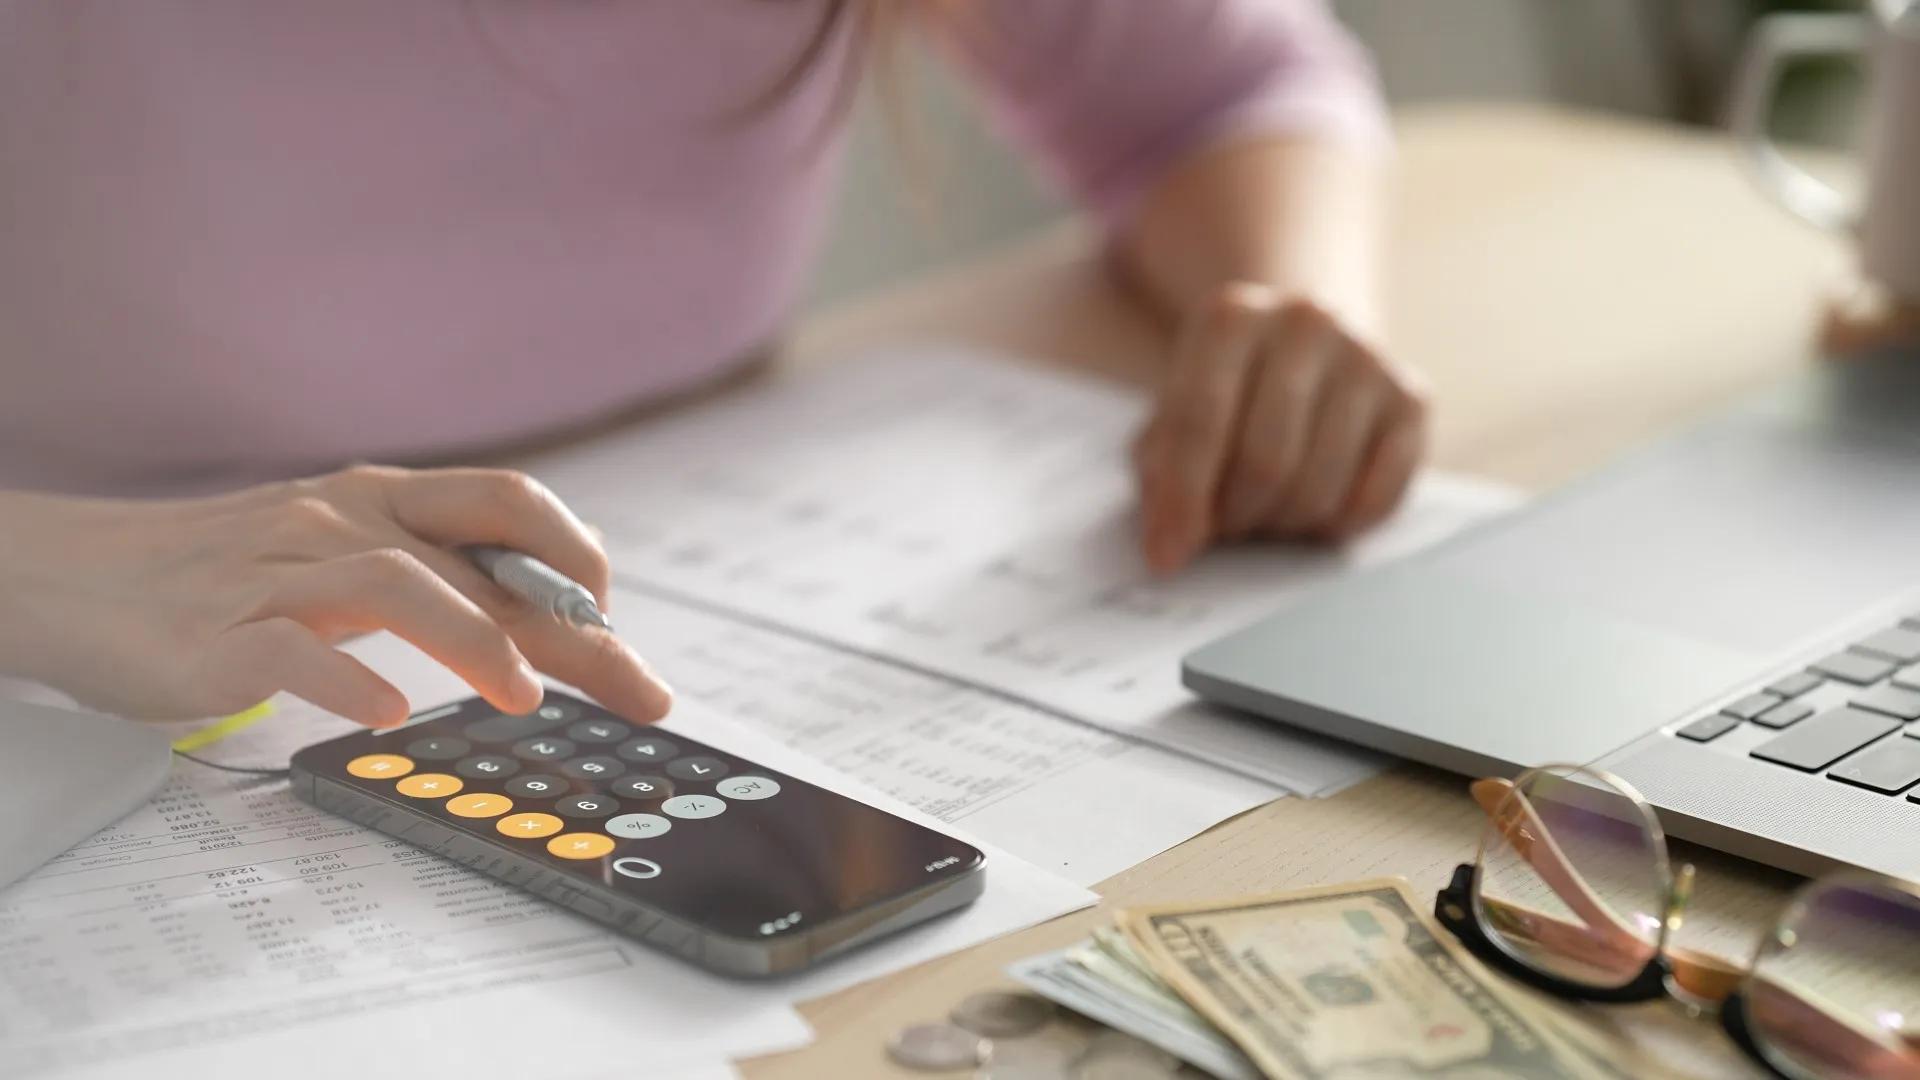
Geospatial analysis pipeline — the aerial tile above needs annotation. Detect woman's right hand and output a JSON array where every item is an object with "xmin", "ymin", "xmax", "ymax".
[{"xmin": 0, "ymin": 465, "xmax": 673, "ymax": 728}]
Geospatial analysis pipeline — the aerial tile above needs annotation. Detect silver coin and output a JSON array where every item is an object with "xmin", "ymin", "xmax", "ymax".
[
  {"xmin": 888, "ymin": 1021, "xmax": 989, "ymax": 1072},
  {"xmin": 1069, "ymin": 1052, "xmax": 1176, "ymax": 1080},
  {"xmin": 987, "ymin": 1022, "xmax": 1091, "ymax": 1071},
  {"xmin": 951, "ymin": 990, "xmax": 1056, "ymax": 1038}
]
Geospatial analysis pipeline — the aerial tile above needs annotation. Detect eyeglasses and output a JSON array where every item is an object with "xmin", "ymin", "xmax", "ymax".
[{"xmin": 1434, "ymin": 763, "xmax": 1920, "ymax": 1080}]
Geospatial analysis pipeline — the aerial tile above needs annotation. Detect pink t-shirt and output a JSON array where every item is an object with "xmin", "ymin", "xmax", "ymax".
[{"xmin": 0, "ymin": 1, "xmax": 1385, "ymax": 496}]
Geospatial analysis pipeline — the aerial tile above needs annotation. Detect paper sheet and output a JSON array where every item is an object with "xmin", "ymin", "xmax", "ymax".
[
  {"xmin": 0, "ymin": 729, "xmax": 811, "ymax": 1080},
  {"xmin": 534, "ymin": 346, "xmax": 1520, "ymax": 791},
  {"xmin": 614, "ymin": 592, "xmax": 1282, "ymax": 886},
  {"xmin": 0, "ymin": 636, "xmax": 1096, "ymax": 1079}
]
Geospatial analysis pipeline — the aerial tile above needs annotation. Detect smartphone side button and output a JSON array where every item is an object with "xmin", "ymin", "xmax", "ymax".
[{"xmin": 613, "ymin": 857, "xmax": 662, "ymax": 880}]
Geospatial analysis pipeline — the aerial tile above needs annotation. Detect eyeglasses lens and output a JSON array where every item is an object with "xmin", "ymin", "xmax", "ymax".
[
  {"xmin": 1745, "ymin": 878, "xmax": 1920, "ymax": 1080},
  {"xmin": 1473, "ymin": 766, "xmax": 1669, "ymax": 990}
]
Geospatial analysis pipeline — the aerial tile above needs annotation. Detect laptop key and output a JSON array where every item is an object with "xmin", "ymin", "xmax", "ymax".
[
  {"xmin": 1852, "ymin": 684, "xmax": 1920, "ymax": 722},
  {"xmin": 1828, "ymin": 736, "xmax": 1920, "ymax": 795},
  {"xmin": 1720, "ymin": 692, "xmax": 1781, "ymax": 721},
  {"xmin": 1763, "ymin": 671, "xmax": 1823, "ymax": 699},
  {"xmin": 1854, "ymin": 627, "xmax": 1920, "ymax": 664},
  {"xmin": 1895, "ymin": 665, "xmax": 1920, "ymax": 692},
  {"xmin": 1753, "ymin": 700, "xmax": 1815, "ymax": 729},
  {"xmin": 1752, "ymin": 707, "xmax": 1903, "ymax": 772},
  {"xmin": 1676, "ymin": 714, "xmax": 1742, "ymax": 743},
  {"xmin": 1809, "ymin": 650, "xmax": 1899, "ymax": 685}
]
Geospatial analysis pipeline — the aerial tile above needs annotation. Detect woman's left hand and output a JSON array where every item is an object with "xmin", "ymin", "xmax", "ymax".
[{"xmin": 1132, "ymin": 281, "xmax": 1431, "ymax": 574}]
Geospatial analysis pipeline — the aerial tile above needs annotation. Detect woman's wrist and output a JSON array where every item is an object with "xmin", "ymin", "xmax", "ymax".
[{"xmin": 0, "ymin": 490, "xmax": 76, "ymax": 682}]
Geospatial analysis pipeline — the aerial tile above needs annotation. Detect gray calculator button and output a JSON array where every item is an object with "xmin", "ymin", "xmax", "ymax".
[
  {"xmin": 667, "ymin": 756, "xmax": 729, "ymax": 782},
  {"xmin": 661, "ymin": 794, "xmax": 727, "ymax": 820},
  {"xmin": 616, "ymin": 736, "xmax": 680, "ymax": 764},
  {"xmin": 612, "ymin": 857, "xmax": 662, "ymax": 880},
  {"xmin": 535, "ymin": 701, "xmax": 579, "ymax": 723},
  {"xmin": 716, "ymin": 776, "xmax": 780, "ymax": 801},
  {"xmin": 612, "ymin": 776, "xmax": 673, "ymax": 799},
  {"xmin": 505, "ymin": 774, "xmax": 567, "ymax": 798},
  {"xmin": 568, "ymin": 719, "xmax": 630, "ymax": 744},
  {"xmin": 512, "ymin": 736, "xmax": 575, "ymax": 762},
  {"xmin": 605, "ymin": 813, "xmax": 672, "ymax": 840},
  {"xmin": 561, "ymin": 755, "xmax": 626, "ymax": 781},
  {"xmin": 465, "ymin": 712, "xmax": 563, "ymax": 743},
  {"xmin": 455, "ymin": 755, "xmax": 520, "ymax": 780},
  {"xmin": 406, "ymin": 736, "xmax": 471, "ymax": 761},
  {"xmin": 556, "ymin": 794, "xmax": 619, "ymax": 818}
]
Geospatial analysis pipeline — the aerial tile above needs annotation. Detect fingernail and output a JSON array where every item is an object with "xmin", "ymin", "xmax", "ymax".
[
  {"xmin": 1222, "ymin": 492, "xmax": 1263, "ymax": 539},
  {"xmin": 510, "ymin": 660, "xmax": 544, "ymax": 706}
]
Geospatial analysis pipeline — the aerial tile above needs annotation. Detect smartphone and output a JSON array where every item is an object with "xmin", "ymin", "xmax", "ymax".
[{"xmin": 290, "ymin": 691, "xmax": 985, "ymax": 977}]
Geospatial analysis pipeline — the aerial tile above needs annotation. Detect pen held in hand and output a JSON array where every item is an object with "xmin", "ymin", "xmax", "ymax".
[{"xmin": 464, "ymin": 544, "xmax": 613, "ymax": 631}]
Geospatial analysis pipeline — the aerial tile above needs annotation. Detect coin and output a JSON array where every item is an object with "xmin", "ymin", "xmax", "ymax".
[
  {"xmin": 888, "ymin": 1021, "xmax": 988, "ymax": 1072},
  {"xmin": 951, "ymin": 990, "xmax": 1056, "ymax": 1038}
]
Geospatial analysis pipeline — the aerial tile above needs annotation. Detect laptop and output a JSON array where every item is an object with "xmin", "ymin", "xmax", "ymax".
[{"xmin": 1185, "ymin": 345, "xmax": 1920, "ymax": 881}]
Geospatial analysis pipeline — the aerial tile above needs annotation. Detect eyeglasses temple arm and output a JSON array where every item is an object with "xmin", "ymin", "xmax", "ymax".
[{"xmin": 1470, "ymin": 778, "xmax": 1744, "ymax": 1001}]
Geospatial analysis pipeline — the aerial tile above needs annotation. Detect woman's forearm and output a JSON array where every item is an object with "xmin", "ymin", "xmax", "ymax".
[{"xmin": 1114, "ymin": 134, "xmax": 1390, "ymax": 342}]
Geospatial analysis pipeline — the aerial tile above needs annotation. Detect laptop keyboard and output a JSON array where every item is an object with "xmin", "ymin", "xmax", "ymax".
[{"xmin": 1675, "ymin": 614, "xmax": 1920, "ymax": 800}]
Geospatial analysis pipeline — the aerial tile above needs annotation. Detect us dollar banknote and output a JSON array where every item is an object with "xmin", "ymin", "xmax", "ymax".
[{"xmin": 1119, "ymin": 878, "xmax": 1608, "ymax": 1080}]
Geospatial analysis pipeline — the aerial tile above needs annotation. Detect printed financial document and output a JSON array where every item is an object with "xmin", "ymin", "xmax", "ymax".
[
  {"xmin": 0, "ymin": 640, "xmax": 1096, "ymax": 1079},
  {"xmin": 0, "ymin": 702, "xmax": 810, "ymax": 1079},
  {"xmin": 535, "ymin": 347, "xmax": 1520, "ymax": 790},
  {"xmin": 615, "ymin": 594, "xmax": 1281, "ymax": 886}
]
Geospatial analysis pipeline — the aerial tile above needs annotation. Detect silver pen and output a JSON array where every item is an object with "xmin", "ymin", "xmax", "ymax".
[{"xmin": 465, "ymin": 545, "xmax": 613, "ymax": 631}]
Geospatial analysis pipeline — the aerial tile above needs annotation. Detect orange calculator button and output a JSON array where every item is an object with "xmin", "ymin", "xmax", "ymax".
[
  {"xmin": 547, "ymin": 833, "xmax": 616, "ymax": 860},
  {"xmin": 396, "ymin": 774, "xmax": 463, "ymax": 799},
  {"xmin": 347, "ymin": 754, "xmax": 414, "ymax": 780},
  {"xmin": 446, "ymin": 793, "xmax": 514, "ymax": 818},
  {"xmin": 496, "ymin": 813, "xmax": 564, "ymax": 839}
]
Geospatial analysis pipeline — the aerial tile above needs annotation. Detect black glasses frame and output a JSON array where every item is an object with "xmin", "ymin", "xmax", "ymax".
[{"xmin": 1435, "ymin": 861, "xmax": 1788, "ymax": 1077}]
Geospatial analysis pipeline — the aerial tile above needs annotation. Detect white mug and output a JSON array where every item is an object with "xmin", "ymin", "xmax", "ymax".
[{"xmin": 1732, "ymin": 0, "xmax": 1920, "ymax": 303}]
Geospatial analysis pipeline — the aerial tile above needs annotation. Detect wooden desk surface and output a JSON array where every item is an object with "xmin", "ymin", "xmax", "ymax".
[{"xmin": 750, "ymin": 104, "xmax": 1851, "ymax": 1079}]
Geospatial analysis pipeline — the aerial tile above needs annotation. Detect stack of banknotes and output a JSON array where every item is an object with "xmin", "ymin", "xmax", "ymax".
[{"xmin": 1010, "ymin": 878, "xmax": 1694, "ymax": 1080}]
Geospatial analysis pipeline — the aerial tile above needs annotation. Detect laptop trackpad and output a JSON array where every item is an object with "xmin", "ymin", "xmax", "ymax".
[
  {"xmin": 1434, "ymin": 420, "xmax": 1920, "ymax": 657},
  {"xmin": 1186, "ymin": 564, "xmax": 1760, "ymax": 771}
]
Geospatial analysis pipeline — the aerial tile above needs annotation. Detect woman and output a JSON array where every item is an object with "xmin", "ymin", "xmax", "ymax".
[{"xmin": 0, "ymin": 0, "xmax": 1426, "ymax": 729}]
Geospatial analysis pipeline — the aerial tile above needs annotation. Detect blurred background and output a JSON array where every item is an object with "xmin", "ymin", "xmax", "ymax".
[{"xmin": 804, "ymin": 0, "xmax": 1867, "ymax": 311}]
